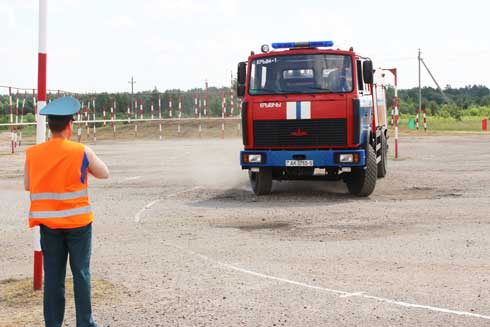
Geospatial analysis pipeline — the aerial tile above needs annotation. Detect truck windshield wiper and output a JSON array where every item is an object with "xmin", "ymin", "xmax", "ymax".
[
  {"xmin": 302, "ymin": 86, "xmax": 332, "ymax": 92},
  {"xmin": 250, "ymin": 89, "xmax": 289, "ymax": 97}
]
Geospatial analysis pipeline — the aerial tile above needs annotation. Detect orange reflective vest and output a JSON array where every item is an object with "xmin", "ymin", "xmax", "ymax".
[{"xmin": 26, "ymin": 138, "xmax": 93, "ymax": 229}]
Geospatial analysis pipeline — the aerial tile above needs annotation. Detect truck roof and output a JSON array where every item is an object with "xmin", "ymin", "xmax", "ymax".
[{"xmin": 248, "ymin": 47, "xmax": 358, "ymax": 61}]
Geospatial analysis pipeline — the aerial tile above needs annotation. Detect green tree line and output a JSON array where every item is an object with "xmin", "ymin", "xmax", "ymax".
[
  {"xmin": 0, "ymin": 86, "xmax": 239, "ymax": 123},
  {"xmin": 386, "ymin": 84, "xmax": 490, "ymax": 119}
]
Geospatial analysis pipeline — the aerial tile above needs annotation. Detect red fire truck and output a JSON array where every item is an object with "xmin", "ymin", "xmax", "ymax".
[{"xmin": 237, "ymin": 41, "xmax": 388, "ymax": 196}]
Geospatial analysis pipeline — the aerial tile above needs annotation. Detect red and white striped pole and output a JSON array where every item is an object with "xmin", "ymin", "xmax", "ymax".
[
  {"xmin": 203, "ymin": 95, "xmax": 207, "ymax": 117},
  {"xmin": 20, "ymin": 94, "xmax": 26, "ymax": 146},
  {"xmin": 198, "ymin": 97, "xmax": 202, "ymax": 117},
  {"xmin": 134, "ymin": 100, "xmax": 138, "ymax": 120},
  {"xmin": 33, "ymin": 89, "xmax": 38, "ymax": 122},
  {"xmin": 194, "ymin": 94, "xmax": 198, "ymax": 118},
  {"xmin": 85, "ymin": 101, "xmax": 90, "ymax": 140},
  {"xmin": 393, "ymin": 70, "xmax": 399, "ymax": 159},
  {"xmin": 204, "ymin": 80, "xmax": 208, "ymax": 117},
  {"xmin": 139, "ymin": 99, "xmax": 143, "ymax": 120},
  {"xmin": 111, "ymin": 101, "xmax": 116, "ymax": 137},
  {"xmin": 423, "ymin": 108, "xmax": 427, "ymax": 132},
  {"xmin": 102, "ymin": 107, "xmax": 107, "ymax": 127},
  {"xmin": 92, "ymin": 98, "xmax": 97, "ymax": 142},
  {"xmin": 81, "ymin": 101, "xmax": 85, "ymax": 131},
  {"xmin": 134, "ymin": 101, "xmax": 139, "ymax": 137},
  {"xmin": 168, "ymin": 98, "xmax": 173, "ymax": 118},
  {"xmin": 34, "ymin": 0, "xmax": 48, "ymax": 291},
  {"xmin": 230, "ymin": 72, "xmax": 235, "ymax": 117},
  {"xmin": 198, "ymin": 96, "xmax": 202, "ymax": 138},
  {"xmin": 158, "ymin": 96, "xmax": 162, "ymax": 140},
  {"xmin": 135, "ymin": 99, "xmax": 142, "ymax": 137},
  {"xmin": 151, "ymin": 101, "xmax": 154, "ymax": 120},
  {"xmin": 222, "ymin": 91, "xmax": 226, "ymax": 139},
  {"xmin": 8, "ymin": 87, "xmax": 14, "ymax": 154},
  {"xmin": 15, "ymin": 92, "xmax": 19, "ymax": 149},
  {"xmin": 415, "ymin": 108, "xmax": 419, "ymax": 130},
  {"xmin": 158, "ymin": 96, "xmax": 162, "ymax": 120},
  {"xmin": 77, "ymin": 110, "xmax": 82, "ymax": 143},
  {"xmin": 178, "ymin": 96, "xmax": 182, "ymax": 136}
]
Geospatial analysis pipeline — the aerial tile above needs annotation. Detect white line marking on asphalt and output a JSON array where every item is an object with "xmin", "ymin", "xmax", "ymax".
[
  {"xmin": 340, "ymin": 292, "xmax": 364, "ymax": 298},
  {"xmin": 167, "ymin": 243, "xmax": 490, "ymax": 321},
  {"xmin": 123, "ymin": 176, "xmax": 142, "ymax": 182},
  {"xmin": 134, "ymin": 186, "xmax": 203, "ymax": 223},
  {"xmin": 134, "ymin": 200, "xmax": 160, "ymax": 223}
]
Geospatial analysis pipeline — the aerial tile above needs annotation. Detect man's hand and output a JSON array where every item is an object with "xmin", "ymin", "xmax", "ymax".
[{"xmin": 84, "ymin": 146, "xmax": 109, "ymax": 179}]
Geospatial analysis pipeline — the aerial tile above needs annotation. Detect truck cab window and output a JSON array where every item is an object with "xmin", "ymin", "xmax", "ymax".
[{"xmin": 249, "ymin": 54, "xmax": 353, "ymax": 95}]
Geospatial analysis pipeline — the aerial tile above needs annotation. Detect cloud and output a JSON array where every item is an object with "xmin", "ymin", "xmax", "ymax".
[
  {"xmin": 0, "ymin": 4, "xmax": 17, "ymax": 29},
  {"xmin": 108, "ymin": 15, "xmax": 136, "ymax": 29}
]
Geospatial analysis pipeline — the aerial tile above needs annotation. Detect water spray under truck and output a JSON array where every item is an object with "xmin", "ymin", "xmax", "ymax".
[{"xmin": 237, "ymin": 41, "xmax": 389, "ymax": 196}]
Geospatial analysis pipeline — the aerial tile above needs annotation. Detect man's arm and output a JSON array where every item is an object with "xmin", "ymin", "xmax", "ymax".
[
  {"xmin": 84, "ymin": 146, "xmax": 109, "ymax": 179},
  {"xmin": 24, "ymin": 161, "xmax": 30, "ymax": 191}
]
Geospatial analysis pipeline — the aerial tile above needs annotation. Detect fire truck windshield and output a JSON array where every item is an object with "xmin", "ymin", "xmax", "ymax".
[{"xmin": 249, "ymin": 54, "xmax": 353, "ymax": 95}]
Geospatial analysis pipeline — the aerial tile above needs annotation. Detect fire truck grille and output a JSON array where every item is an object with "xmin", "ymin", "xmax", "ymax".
[{"xmin": 253, "ymin": 119, "xmax": 347, "ymax": 147}]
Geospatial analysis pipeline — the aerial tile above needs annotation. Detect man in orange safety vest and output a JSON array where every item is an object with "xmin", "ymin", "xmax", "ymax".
[{"xmin": 24, "ymin": 96, "xmax": 109, "ymax": 327}]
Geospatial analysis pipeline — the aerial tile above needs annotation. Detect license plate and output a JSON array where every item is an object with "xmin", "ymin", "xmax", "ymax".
[{"xmin": 285, "ymin": 160, "xmax": 314, "ymax": 167}]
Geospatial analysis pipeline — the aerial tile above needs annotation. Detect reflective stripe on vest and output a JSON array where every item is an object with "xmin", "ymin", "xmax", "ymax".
[
  {"xmin": 29, "ymin": 205, "xmax": 92, "ymax": 219},
  {"xmin": 30, "ymin": 189, "xmax": 88, "ymax": 201}
]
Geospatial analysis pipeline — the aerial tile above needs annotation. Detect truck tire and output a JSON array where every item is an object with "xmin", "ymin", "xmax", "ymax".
[
  {"xmin": 346, "ymin": 145, "xmax": 377, "ymax": 197},
  {"xmin": 249, "ymin": 168, "xmax": 272, "ymax": 195},
  {"xmin": 377, "ymin": 133, "xmax": 388, "ymax": 178}
]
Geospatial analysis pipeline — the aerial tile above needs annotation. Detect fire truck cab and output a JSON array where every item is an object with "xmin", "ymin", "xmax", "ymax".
[{"xmin": 237, "ymin": 41, "xmax": 389, "ymax": 196}]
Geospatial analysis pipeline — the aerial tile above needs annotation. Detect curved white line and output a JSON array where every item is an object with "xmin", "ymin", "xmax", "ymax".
[
  {"xmin": 134, "ymin": 186, "xmax": 202, "ymax": 223},
  {"xmin": 134, "ymin": 199, "xmax": 160, "ymax": 223},
  {"xmin": 166, "ymin": 242, "xmax": 490, "ymax": 321}
]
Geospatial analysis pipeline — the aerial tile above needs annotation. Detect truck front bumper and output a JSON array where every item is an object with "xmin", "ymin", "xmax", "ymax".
[{"xmin": 240, "ymin": 149, "xmax": 366, "ymax": 168}]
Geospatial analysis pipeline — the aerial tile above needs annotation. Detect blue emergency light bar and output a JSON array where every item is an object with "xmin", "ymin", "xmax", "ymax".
[{"xmin": 271, "ymin": 41, "xmax": 334, "ymax": 49}]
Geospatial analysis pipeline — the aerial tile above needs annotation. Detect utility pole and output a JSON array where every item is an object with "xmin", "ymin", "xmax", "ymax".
[
  {"xmin": 418, "ymin": 50, "xmax": 450, "ymax": 104},
  {"xmin": 418, "ymin": 48, "xmax": 422, "ymax": 113},
  {"xmin": 128, "ymin": 76, "xmax": 136, "ymax": 115}
]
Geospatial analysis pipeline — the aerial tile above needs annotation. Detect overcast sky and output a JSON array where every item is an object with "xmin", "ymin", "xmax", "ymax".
[{"xmin": 1, "ymin": 0, "xmax": 489, "ymax": 93}]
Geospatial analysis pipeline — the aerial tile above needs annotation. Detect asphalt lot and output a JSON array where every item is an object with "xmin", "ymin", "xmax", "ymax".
[{"xmin": 1, "ymin": 135, "xmax": 490, "ymax": 326}]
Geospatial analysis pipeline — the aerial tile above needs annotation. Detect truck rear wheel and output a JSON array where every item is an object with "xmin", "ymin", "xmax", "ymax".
[
  {"xmin": 249, "ymin": 168, "xmax": 272, "ymax": 195},
  {"xmin": 377, "ymin": 133, "xmax": 388, "ymax": 178},
  {"xmin": 346, "ymin": 145, "xmax": 377, "ymax": 197}
]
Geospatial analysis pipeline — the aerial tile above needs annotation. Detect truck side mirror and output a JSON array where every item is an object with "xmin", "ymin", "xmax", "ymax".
[
  {"xmin": 237, "ymin": 62, "xmax": 247, "ymax": 97},
  {"xmin": 237, "ymin": 85, "xmax": 245, "ymax": 97},
  {"xmin": 237, "ymin": 62, "xmax": 246, "ymax": 84},
  {"xmin": 363, "ymin": 60, "xmax": 373, "ymax": 84}
]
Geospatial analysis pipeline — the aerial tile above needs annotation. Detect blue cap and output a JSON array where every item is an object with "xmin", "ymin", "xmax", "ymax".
[{"xmin": 39, "ymin": 96, "xmax": 81, "ymax": 116}]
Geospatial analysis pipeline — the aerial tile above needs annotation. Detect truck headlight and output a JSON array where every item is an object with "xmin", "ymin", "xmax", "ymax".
[
  {"xmin": 248, "ymin": 154, "xmax": 263, "ymax": 163},
  {"xmin": 339, "ymin": 154, "xmax": 354, "ymax": 163}
]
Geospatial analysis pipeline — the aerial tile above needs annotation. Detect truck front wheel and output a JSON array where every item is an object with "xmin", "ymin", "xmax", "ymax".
[
  {"xmin": 377, "ymin": 132, "xmax": 388, "ymax": 178},
  {"xmin": 249, "ymin": 168, "xmax": 272, "ymax": 195},
  {"xmin": 345, "ymin": 145, "xmax": 377, "ymax": 197}
]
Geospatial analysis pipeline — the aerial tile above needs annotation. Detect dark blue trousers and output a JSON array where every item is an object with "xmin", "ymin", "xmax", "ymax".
[{"xmin": 40, "ymin": 223, "xmax": 96, "ymax": 327}]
